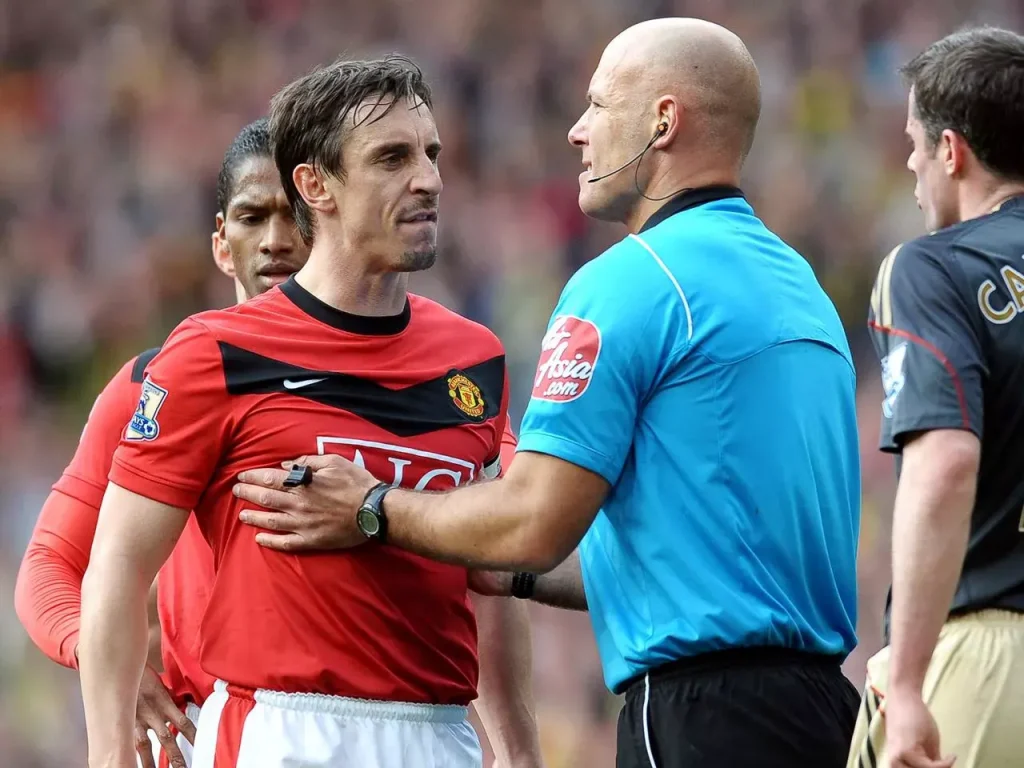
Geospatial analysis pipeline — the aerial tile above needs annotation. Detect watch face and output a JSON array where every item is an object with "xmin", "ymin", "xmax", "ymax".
[{"xmin": 357, "ymin": 508, "xmax": 381, "ymax": 538}]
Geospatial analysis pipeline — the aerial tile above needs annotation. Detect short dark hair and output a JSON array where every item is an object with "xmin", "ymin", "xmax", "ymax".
[
  {"xmin": 901, "ymin": 26, "xmax": 1024, "ymax": 181},
  {"xmin": 216, "ymin": 118, "xmax": 272, "ymax": 216},
  {"xmin": 269, "ymin": 54, "xmax": 433, "ymax": 245}
]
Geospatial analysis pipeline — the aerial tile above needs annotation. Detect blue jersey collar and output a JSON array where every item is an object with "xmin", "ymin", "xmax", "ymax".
[{"xmin": 639, "ymin": 185, "xmax": 745, "ymax": 233}]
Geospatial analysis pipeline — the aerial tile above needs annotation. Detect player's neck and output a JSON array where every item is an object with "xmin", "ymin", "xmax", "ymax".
[
  {"xmin": 294, "ymin": 244, "xmax": 409, "ymax": 318},
  {"xmin": 959, "ymin": 176, "xmax": 1024, "ymax": 223}
]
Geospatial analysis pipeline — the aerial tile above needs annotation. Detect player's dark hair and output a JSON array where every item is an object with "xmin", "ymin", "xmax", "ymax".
[
  {"xmin": 269, "ymin": 54, "xmax": 433, "ymax": 246},
  {"xmin": 216, "ymin": 118, "xmax": 272, "ymax": 216},
  {"xmin": 901, "ymin": 27, "xmax": 1024, "ymax": 181}
]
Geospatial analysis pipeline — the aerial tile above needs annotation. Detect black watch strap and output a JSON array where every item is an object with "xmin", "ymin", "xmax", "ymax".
[
  {"xmin": 359, "ymin": 482, "xmax": 393, "ymax": 543},
  {"xmin": 511, "ymin": 572, "xmax": 536, "ymax": 599}
]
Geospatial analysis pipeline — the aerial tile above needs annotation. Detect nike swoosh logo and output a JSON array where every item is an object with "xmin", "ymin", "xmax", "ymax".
[{"xmin": 283, "ymin": 377, "xmax": 328, "ymax": 390}]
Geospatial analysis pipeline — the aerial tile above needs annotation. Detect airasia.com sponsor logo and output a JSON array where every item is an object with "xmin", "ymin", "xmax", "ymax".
[{"xmin": 532, "ymin": 315, "xmax": 601, "ymax": 402}]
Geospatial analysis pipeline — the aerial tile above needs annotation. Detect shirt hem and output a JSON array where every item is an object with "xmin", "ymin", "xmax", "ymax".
[
  {"xmin": 516, "ymin": 431, "xmax": 617, "ymax": 484},
  {"xmin": 109, "ymin": 457, "xmax": 202, "ymax": 510}
]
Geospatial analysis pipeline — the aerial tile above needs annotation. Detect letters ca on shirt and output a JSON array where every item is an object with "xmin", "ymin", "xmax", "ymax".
[
  {"xmin": 532, "ymin": 315, "xmax": 602, "ymax": 403},
  {"xmin": 977, "ymin": 258, "xmax": 1024, "ymax": 325}
]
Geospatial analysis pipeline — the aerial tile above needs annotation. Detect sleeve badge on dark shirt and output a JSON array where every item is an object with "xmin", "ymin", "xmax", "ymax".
[
  {"xmin": 447, "ymin": 371, "xmax": 486, "ymax": 421},
  {"xmin": 880, "ymin": 342, "xmax": 907, "ymax": 419}
]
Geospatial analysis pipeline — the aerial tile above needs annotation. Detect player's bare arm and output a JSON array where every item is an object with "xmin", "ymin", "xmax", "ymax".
[
  {"xmin": 80, "ymin": 483, "xmax": 190, "ymax": 768},
  {"xmin": 470, "ymin": 595, "xmax": 543, "ymax": 768},
  {"xmin": 888, "ymin": 429, "xmax": 980, "ymax": 693},
  {"xmin": 885, "ymin": 428, "xmax": 978, "ymax": 767},
  {"xmin": 469, "ymin": 551, "xmax": 587, "ymax": 611},
  {"xmin": 15, "ymin": 352, "xmax": 197, "ymax": 768},
  {"xmin": 146, "ymin": 579, "xmax": 162, "ymax": 672},
  {"xmin": 234, "ymin": 450, "xmax": 608, "ymax": 572}
]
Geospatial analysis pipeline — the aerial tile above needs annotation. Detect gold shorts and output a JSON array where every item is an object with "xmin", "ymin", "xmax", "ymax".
[{"xmin": 847, "ymin": 609, "xmax": 1024, "ymax": 768}]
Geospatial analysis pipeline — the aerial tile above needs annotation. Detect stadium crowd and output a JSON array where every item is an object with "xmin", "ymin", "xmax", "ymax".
[{"xmin": 0, "ymin": 0, "xmax": 1019, "ymax": 765}]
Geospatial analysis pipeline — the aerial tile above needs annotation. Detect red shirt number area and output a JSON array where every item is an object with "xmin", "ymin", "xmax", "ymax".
[{"xmin": 532, "ymin": 315, "xmax": 602, "ymax": 402}]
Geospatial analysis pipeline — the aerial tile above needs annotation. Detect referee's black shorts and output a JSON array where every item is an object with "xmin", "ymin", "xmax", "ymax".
[{"xmin": 616, "ymin": 646, "xmax": 860, "ymax": 768}]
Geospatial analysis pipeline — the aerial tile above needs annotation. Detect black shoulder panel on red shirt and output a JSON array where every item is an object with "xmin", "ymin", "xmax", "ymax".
[
  {"xmin": 217, "ymin": 341, "xmax": 505, "ymax": 437},
  {"xmin": 130, "ymin": 346, "xmax": 163, "ymax": 383}
]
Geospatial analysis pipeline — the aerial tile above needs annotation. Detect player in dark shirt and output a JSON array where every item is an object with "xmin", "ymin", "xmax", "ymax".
[{"xmin": 848, "ymin": 27, "xmax": 1024, "ymax": 768}]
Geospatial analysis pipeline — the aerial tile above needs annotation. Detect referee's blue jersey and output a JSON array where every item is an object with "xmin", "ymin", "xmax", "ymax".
[{"xmin": 518, "ymin": 186, "xmax": 860, "ymax": 693}]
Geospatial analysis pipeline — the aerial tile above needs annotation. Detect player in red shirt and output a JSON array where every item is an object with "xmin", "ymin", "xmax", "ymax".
[
  {"xmin": 78, "ymin": 57, "xmax": 536, "ymax": 768},
  {"xmin": 15, "ymin": 118, "xmax": 308, "ymax": 768}
]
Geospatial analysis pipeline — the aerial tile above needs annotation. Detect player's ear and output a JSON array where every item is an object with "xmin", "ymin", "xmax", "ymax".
[
  {"xmin": 293, "ymin": 163, "xmax": 336, "ymax": 215},
  {"xmin": 941, "ymin": 129, "xmax": 967, "ymax": 178},
  {"xmin": 212, "ymin": 213, "xmax": 235, "ymax": 279}
]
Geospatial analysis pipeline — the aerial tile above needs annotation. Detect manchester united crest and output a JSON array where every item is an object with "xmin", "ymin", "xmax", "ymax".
[{"xmin": 447, "ymin": 372, "xmax": 486, "ymax": 420}]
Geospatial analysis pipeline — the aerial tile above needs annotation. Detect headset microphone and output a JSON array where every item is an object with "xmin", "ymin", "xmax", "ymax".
[{"xmin": 587, "ymin": 122, "xmax": 667, "ymax": 184}]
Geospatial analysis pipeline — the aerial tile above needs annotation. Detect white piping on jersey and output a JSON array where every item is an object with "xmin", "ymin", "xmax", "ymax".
[{"xmin": 628, "ymin": 233, "xmax": 694, "ymax": 341}]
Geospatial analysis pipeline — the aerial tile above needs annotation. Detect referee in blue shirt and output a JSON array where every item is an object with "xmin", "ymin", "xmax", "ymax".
[{"xmin": 234, "ymin": 17, "xmax": 862, "ymax": 768}]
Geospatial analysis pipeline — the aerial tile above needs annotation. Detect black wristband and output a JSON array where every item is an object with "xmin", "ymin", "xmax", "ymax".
[{"xmin": 510, "ymin": 571, "xmax": 536, "ymax": 599}]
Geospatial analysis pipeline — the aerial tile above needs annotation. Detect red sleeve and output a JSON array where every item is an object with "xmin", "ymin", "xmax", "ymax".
[
  {"xmin": 109, "ymin": 318, "xmax": 235, "ymax": 510},
  {"xmin": 15, "ymin": 358, "xmax": 140, "ymax": 669},
  {"xmin": 56, "ymin": 357, "xmax": 139, "ymax": 507},
  {"xmin": 481, "ymin": 366, "xmax": 512, "ymax": 480}
]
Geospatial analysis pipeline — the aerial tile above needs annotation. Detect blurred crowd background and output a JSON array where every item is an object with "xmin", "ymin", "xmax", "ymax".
[{"xmin": 2, "ymin": 0, "xmax": 1021, "ymax": 765}]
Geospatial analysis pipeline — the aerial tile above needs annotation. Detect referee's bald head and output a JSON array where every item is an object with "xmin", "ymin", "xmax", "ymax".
[{"xmin": 570, "ymin": 18, "xmax": 761, "ymax": 229}]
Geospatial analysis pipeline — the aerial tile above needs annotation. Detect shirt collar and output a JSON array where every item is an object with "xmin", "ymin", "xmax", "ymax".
[
  {"xmin": 280, "ymin": 277, "xmax": 411, "ymax": 335},
  {"xmin": 993, "ymin": 193, "xmax": 1024, "ymax": 213},
  {"xmin": 638, "ymin": 185, "xmax": 746, "ymax": 234}
]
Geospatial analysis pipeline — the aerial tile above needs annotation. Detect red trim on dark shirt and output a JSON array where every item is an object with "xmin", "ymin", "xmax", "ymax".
[{"xmin": 868, "ymin": 319, "xmax": 970, "ymax": 429}]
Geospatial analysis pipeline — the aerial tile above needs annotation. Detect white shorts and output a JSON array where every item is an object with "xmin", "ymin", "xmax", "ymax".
[
  {"xmin": 141, "ymin": 701, "xmax": 201, "ymax": 768},
  {"xmin": 191, "ymin": 680, "xmax": 482, "ymax": 768}
]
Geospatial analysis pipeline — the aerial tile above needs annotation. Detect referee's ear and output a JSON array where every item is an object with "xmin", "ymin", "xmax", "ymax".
[{"xmin": 650, "ymin": 97, "xmax": 679, "ymax": 148}]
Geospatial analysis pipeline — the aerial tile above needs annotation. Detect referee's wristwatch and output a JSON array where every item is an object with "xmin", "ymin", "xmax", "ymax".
[{"xmin": 356, "ymin": 482, "xmax": 393, "ymax": 543}]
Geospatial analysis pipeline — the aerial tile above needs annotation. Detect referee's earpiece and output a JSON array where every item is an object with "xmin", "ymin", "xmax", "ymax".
[{"xmin": 587, "ymin": 120, "xmax": 670, "ymax": 184}]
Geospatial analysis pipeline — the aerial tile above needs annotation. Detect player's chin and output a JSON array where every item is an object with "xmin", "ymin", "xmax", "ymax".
[
  {"xmin": 263, "ymin": 272, "xmax": 295, "ymax": 287},
  {"xmin": 396, "ymin": 245, "xmax": 437, "ymax": 273},
  {"xmin": 249, "ymin": 273, "xmax": 293, "ymax": 296}
]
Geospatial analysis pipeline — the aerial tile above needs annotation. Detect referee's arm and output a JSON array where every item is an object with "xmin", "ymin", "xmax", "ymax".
[
  {"xmin": 869, "ymin": 243, "xmax": 983, "ymax": 695},
  {"xmin": 530, "ymin": 550, "xmax": 586, "ymax": 610},
  {"xmin": 381, "ymin": 244, "xmax": 675, "ymax": 573},
  {"xmin": 386, "ymin": 450, "xmax": 609, "ymax": 573}
]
